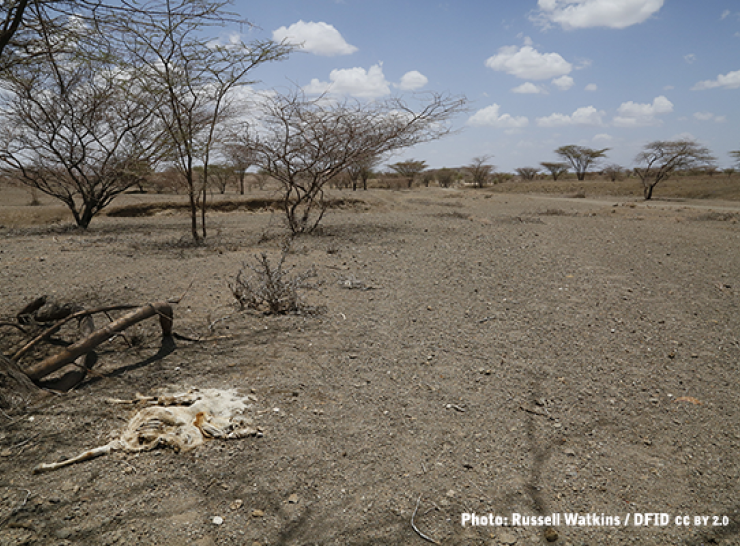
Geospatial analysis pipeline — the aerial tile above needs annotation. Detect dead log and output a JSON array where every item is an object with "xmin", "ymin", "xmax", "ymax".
[
  {"xmin": 24, "ymin": 302, "xmax": 173, "ymax": 382},
  {"xmin": 12, "ymin": 304, "xmax": 140, "ymax": 362},
  {"xmin": 41, "ymin": 314, "xmax": 97, "ymax": 392}
]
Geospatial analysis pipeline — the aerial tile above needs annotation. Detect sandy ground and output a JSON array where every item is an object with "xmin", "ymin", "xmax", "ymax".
[{"xmin": 1, "ymin": 187, "xmax": 739, "ymax": 545}]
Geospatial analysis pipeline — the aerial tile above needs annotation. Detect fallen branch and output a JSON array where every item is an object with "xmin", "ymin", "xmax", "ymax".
[
  {"xmin": 12, "ymin": 304, "xmax": 140, "ymax": 362},
  {"xmin": 0, "ymin": 321, "xmax": 28, "ymax": 334},
  {"xmin": 24, "ymin": 302, "xmax": 173, "ymax": 382}
]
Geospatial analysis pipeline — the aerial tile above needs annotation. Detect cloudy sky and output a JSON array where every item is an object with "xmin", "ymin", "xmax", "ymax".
[{"xmin": 229, "ymin": 0, "xmax": 739, "ymax": 171}]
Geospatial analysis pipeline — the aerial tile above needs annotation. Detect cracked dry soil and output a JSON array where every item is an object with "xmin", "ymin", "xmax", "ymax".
[{"xmin": 1, "ymin": 188, "xmax": 739, "ymax": 546}]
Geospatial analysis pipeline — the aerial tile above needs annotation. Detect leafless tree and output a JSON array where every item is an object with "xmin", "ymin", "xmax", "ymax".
[
  {"xmin": 465, "ymin": 156, "xmax": 495, "ymax": 188},
  {"xmin": 634, "ymin": 139, "xmax": 716, "ymax": 200},
  {"xmin": 515, "ymin": 167, "xmax": 539, "ymax": 180},
  {"xmin": 1, "ymin": 0, "xmax": 217, "ymax": 72},
  {"xmin": 540, "ymin": 161, "xmax": 569, "ymax": 181},
  {"xmin": 602, "ymin": 164, "xmax": 625, "ymax": 181},
  {"xmin": 221, "ymin": 129, "xmax": 256, "ymax": 194},
  {"xmin": 389, "ymin": 160, "xmax": 428, "ymax": 189},
  {"xmin": 249, "ymin": 90, "xmax": 466, "ymax": 234},
  {"xmin": 119, "ymin": 0, "xmax": 290, "ymax": 243},
  {"xmin": 554, "ymin": 145, "xmax": 608, "ymax": 181},
  {"xmin": 346, "ymin": 156, "xmax": 379, "ymax": 191},
  {"xmin": 0, "ymin": 19, "xmax": 163, "ymax": 228}
]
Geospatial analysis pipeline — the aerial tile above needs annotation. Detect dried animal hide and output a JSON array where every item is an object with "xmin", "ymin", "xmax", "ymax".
[{"xmin": 33, "ymin": 388, "xmax": 260, "ymax": 474}]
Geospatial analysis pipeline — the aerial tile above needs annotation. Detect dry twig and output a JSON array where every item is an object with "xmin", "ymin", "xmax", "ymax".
[{"xmin": 411, "ymin": 495, "xmax": 439, "ymax": 544}]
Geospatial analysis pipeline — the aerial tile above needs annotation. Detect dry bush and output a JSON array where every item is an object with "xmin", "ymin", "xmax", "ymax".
[{"xmin": 230, "ymin": 240, "xmax": 317, "ymax": 314}]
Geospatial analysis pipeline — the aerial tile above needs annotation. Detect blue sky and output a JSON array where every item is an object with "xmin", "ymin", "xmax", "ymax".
[{"xmin": 227, "ymin": 0, "xmax": 740, "ymax": 172}]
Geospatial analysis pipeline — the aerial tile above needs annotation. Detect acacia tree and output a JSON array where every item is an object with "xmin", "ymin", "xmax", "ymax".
[
  {"xmin": 435, "ymin": 167, "xmax": 457, "ymax": 188},
  {"xmin": 516, "ymin": 167, "xmax": 539, "ymax": 180},
  {"xmin": 221, "ymin": 128, "xmax": 256, "ymax": 194},
  {"xmin": 466, "ymin": 156, "xmax": 495, "ymax": 188},
  {"xmin": 602, "ymin": 164, "xmax": 625, "ymax": 181},
  {"xmin": 540, "ymin": 161, "xmax": 569, "ymax": 181},
  {"xmin": 250, "ymin": 90, "xmax": 466, "ymax": 234},
  {"xmin": 634, "ymin": 139, "xmax": 716, "ymax": 200},
  {"xmin": 346, "ymin": 156, "xmax": 379, "ymax": 191},
  {"xmin": 120, "ymin": 0, "xmax": 290, "ymax": 243},
  {"xmin": 0, "ymin": 19, "xmax": 163, "ymax": 228},
  {"xmin": 389, "ymin": 160, "xmax": 427, "ymax": 189},
  {"xmin": 730, "ymin": 150, "xmax": 740, "ymax": 168},
  {"xmin": 554, "ymin": 145, "xmax": 608, "ymax": 181}
]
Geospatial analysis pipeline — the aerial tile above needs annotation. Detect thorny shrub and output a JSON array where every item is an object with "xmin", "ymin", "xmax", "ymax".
[{"xmin": 230, "ymin": 240, "xmax": 317, "ymax": 315}]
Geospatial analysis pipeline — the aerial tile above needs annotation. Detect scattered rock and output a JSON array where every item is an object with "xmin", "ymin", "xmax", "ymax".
[{"xmin": 544, "ymin": 527, "xmax": 559, "ymax": 542}]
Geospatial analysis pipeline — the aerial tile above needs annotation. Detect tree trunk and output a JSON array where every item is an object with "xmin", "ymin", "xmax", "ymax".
[{"xmin": 644, "ymin": 184, "xmax": 654, "ymax": 200}]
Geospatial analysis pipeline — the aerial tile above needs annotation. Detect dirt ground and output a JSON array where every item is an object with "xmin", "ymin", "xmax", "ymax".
[{"xmin": 1, "ymin": 185, "xmax": 739, "ymax": 546}]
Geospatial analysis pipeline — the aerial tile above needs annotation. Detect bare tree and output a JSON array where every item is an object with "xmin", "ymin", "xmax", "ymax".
[
  {"xmin": 221, "ymin": 129, "xmax": 256, "ymax": 194},
  {"xmin": 540, "ymin": 161, "xmax": 569, "ymax": 181},
  {"xmin": 554, "ymin": 145, "xmax": 608, "ymax": 181},
  {"xmin": 515, "ymin": 167, "xmax": 539, "ymax": 181},
  {"xmin": 346, "ymin": 156, "xmax": 379, "ymax": 191},
  {"xmin": 1, "ymin": 0, "xmax": 218, "ymax": 72},
  {"xmin": 602, "ymin": 164, "xmax": 625, "ymax": 181},
  {"xmin": 0, "ymin": 19, "xmax": 163, "ymax": 228},
  {"xmin": 120, "ymin": 0, "xmax": 290, "ymax": 243},
  {"xmin": 465, "ymin": 156, "xmax": 495, "ymax": 188},
  {"xmin": 198, "ymin": 164, "xmax": 234, "ymax": 194},
  {"xmin": 249, "ymin": 90, "xmax": 466, "ymax": 234},
  {"xmin": 634, "ymin": 139, "xmax": 716, "ymax": 200},
  {"xmin": 389, "ymin": 160, "xmax": 428, "ymax": 189}
]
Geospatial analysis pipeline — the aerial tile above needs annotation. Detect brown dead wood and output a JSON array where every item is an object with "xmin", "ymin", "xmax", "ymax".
[
  {"xmin": 24, "ymin": 302, "xmax": 173, "ymax": 381},
  {"xmin": 12, "ymin": 304, "xmax": 141, "ymax": 362}
]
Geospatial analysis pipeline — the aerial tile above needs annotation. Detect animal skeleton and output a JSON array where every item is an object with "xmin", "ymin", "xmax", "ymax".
[{"xmin": 33, "ymin": 388, "xmax": 259, "ymax": 474}]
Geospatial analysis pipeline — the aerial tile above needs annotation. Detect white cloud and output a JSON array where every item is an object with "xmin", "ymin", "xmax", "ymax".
[
  {"xmin": 552, "ymin": 75, "xmax": 574, "ymax": 90},
  {"xmin": 536, "ymin": 105, "xmax": 606, "ymax": 127},
  {"xmin": 273, "ymin": 21, "xmax": 358, "ymax": 56},
  {"xmin": 593, "ymin": 133, "xmax": 613, "ymax": 142},
  {"xmin": 512, "ymin": 82, "xmax": 548, "ymax": 94},
  {"xmin": 468, "ymin": 104, "xmax": 529, "ymax": 128},
  {"xmin": 535, "ymin": 0, "xmax": 664, "ymax": 30},
  {"xmin": 721, "ymin": 10, "xmax": 730, "ymax": 20},
  {"xmin": 585, "ymin": 83, "xmax": 598, "ymax": 91},
  {"xmin": 485, "ymin": 44, "xmax": 572, "ymax": 80},
  {"xmin": 684, "ymin": 53, "xmax": 696, "ymax": 64},
  {"xmin": 397, "ymin": 71, "xmax": 428, "ymax": 91},
  {"xmin": 613, "ymin": 95, "xmax": 673, "ymax": 126},
  {"xmin": 691, "ymin": 69, "xmax": 740, "ymax": 90},
  {"xmin": 304, "ymin": 63, "xmax": 391, "ymax": 99},
  {"xmin": 693, "ymin": 112, "xmax": 713, "ymax": 121},
  {"xmin": 693, "ymin": 112, "xmax": 727, "ymax": 123}
]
